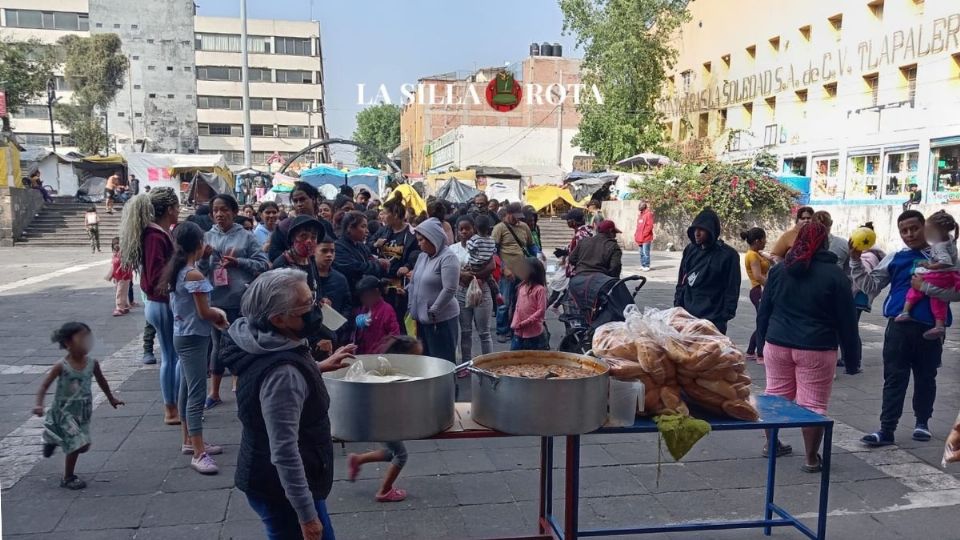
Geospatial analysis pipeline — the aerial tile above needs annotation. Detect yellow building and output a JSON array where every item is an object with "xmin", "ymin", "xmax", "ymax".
[{"xmin": 660, "ymin": 0, "xmax": 960, "ymax": 204}]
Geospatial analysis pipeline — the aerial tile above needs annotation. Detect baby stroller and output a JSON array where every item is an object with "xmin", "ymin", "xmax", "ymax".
[{"xmin": 558, "ymin": 272, "xmax": 646, "ymax": 354}]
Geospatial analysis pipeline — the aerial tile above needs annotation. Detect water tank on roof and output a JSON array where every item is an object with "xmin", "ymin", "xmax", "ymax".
[
  {"xmin": 552, "ymin": 43, "xmax": 562, "ymax": 57},
  {"xmin": 530, "ymin": 42, "xmax": 540, "ymax": 56},
  {"xmin": 540, "ymin": 42, "xmax": 553, "ymax": 57}
]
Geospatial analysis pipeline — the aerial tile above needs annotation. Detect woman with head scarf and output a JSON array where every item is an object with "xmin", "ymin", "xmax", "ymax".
[
  {"xmin": 408, "ymin": 218, "xmax": 461, "ymax": 363},
  {"xmin": 756, "ymin": 222, "xmax": 860, "ymax": 471},
  {"xmin": 119, "ymin": 188, "xmax": 182, "ymax": 424}
]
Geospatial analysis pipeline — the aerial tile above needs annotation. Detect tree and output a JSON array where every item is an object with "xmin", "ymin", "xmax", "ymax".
[
  {"xmin": 53, "ymin": 34, "xmax": 128, "ymax": 154},
  {"xmin": 352, "ymin": 103, "xmax": 400, "ymax": 167},
  {"xmin": 560, "ymin": 0, "xmax": 690, "ymax": 166},
  {"xmin": 0, "ymin": 37, "xmax": 58, "ymax": 119}
]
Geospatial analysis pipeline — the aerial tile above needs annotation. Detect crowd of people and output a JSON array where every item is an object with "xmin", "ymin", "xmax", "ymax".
[{"xmin": 31, "ymin": 181, "xmax": 960, "ymax": 538}]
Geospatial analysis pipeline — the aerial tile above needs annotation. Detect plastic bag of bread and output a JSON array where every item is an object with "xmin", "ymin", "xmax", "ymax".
[{"xmin": 592, "ymin": 322, "xmax": 637, "ymax": 361}]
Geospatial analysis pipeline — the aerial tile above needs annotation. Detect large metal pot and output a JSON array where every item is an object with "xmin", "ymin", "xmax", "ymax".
[
  {"xmin": 464, "ymin": 351, "xmax": 609, "ymax": 436},
  {"xmin": 323, "ymin": 354, "xmax": 455, "ymax": 441}
]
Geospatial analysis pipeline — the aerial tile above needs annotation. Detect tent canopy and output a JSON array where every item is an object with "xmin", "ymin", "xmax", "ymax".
[
  {"xmin": 188, "ymin": 170, "xmax": 232, "ymax": 204},
  {"xmin": 123, "ymin": 152, "xmax": 233, "ymax": 191},
  {"xmin": 468, "ymin": 165, "xmax": 521, "ymax": 179},
  {"xmin": 524, "ymin": 185, "xmax": 585, "ymax": 212},
  {"xmin": 615, "ymin": 152, "xmax": 672, "ymax": 168},
  {"xmin": 435, "ymin": 177, "xmax": 481, "ymax": 204},
  {"xmin": 385, "ymin": 184, "xmax": 427, "ymax": 216}
]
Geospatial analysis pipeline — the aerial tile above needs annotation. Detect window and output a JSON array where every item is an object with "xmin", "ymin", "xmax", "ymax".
[
  {"xmin": 250, "ymin": 125, "xmax": 274, "ymax": 137},
  {"xmin": 166, "ymin": 66, "xmax": 174, "ymax": 71},
  {"xmin": 248, "ymin": 68, "xmax": 271, "ymax": 82},
  {"xmin": 864, "ymin": 73, "xmax": 879, "ymax": 106},
  {"xmin": 745, "ymin": 45, "xmax": 756, "ymax": 60},
  {"xmin": 279, "ymin": 125, "xmax": 309, "ymax": 138},
  {"xmin": 768, "ymin": 36, "xmax": 780, "ymax": 52},
  {"xmin": 721, "ymin": 54, "xmax": 730, "ymax": 68},
  {"xmin": 702, "ymin": 61, "xmax": 711, "ymax": 75},
  {"xmin": 184, "ymin": 66, "xmax": 191, "ymax": 72},
  {"xmin": 828, "ymin": 13, "xmax": 843, "ymax": 31},
  {"xmin": 276, "ymin": 98, "xmax": 313, "ymax": 112},
  {"xmin": 133, "ymin": 84, "xmax": 141, "ymax": 89},
  {"xmin": 697, "ymin": 113, "xmax": 709, "ymax": 138},
  {"xmin": 113, "ymin": 23, "xmax": 120, "ymax": 29},
  {"xmin": 799, "ymin": 25, "xmax": 811, "ymax": 41},
  {"xmin": 198, "ymin": 96, "xmax": 242, "ymax": 110},
  {"xmin": 149, "ymin": 93, "xmax": 156, "ymax": 98},
  {"xmin": 900, "ymin": 64, "xmax": 917, "ymax": 103},
  {"xmin": 275, "ymin": 70, "xmax": 312, "ymax": 84},
  {"xmin": 131, "ymin": 24, "xmax": 138, "ymax": 29},
  {"xmin": 885, "ymin": 150, "xmax": 919, "ymax": 196},
  {"xmin": 680, "ymin": 70, "xmax": 692, "ymax": 92},
  {"xmin": 18, "ymin": 105, "xmax": 49, "ymax": 119},
  {"xmin": 95, "ymin": 22, "xmax": 102, "ymax": 28},
  {"xmin": 812, "ymin": 157, "xmax": 841, "ymax": 199},
  {"xmin": 743, "ymin": 102, "xmax": 753, "ymax": 128},
  {"xmin": 134, "ymin": 112, "xmax": 142, "ymax": 118},
  {"xmin": 167, "ymin": 94, "xmax": 174, "ymax": 99},
  {"xmin": 275, "ymin": 37, "xmax": 311, "ymax": 56},
  {"xmin": 847, "ymin": 154, "xmax": 882, "ymax": 198},
  {"xmin": 718, "ymin": 108, "xmax": 727, "ymax": 132},
  {"xmin": 4, "ymin": 9, "xmax": 88, "ymax": 31},
  {"xmin": 117, "ymin": 111, "xmax": 125, "ymax": 117},
  {"xmin": 197, "ymin": 66, "xmax": 241, "ymax": 81},
  {"xmin": 765, "ymin": 96, "xmax": 776, "ymax": 122},
  {"xmin": 868, "ymin": 0, "xmax": 884, "ymax": 20},
  {"xmin": 146, "ymin": 39, "xmax": 154, "ymax": 44},
  {"xmin": 132, "ymin": 55, "xmax": 140, "ymax": 60},
  {"xmin": 249, "ymin": 97, "xmax": 272, "ymax": 110},
  {"xmin": 147, "ymin": 65, "xmax": 156, "ymax": 71},
  {"xmin": 194, "ymin": 33, "xmax": 271, "ymax": 53},
  {"xmin": 199, "ymin": 123, "xmax": 242, "ymax": 136}
]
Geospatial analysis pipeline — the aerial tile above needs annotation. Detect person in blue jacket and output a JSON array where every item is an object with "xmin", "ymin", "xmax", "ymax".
[{"xmin": 851, "ymin": 209, "xmax": 948, "ymax": 447}]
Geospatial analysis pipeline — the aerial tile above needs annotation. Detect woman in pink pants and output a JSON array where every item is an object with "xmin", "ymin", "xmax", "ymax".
[{"xmin": 757, "ymin": 222, "xmax": 861, "ymax": 473}]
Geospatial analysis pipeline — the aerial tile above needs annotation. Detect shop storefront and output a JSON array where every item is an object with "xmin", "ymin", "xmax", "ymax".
[
  {"xmin": 781, "ymin": 157, "xmax": 807, "ymax": 176},
  {"xmin": 931, "ymin": 137, "xmax": 960, "ymax": 203},
  {"xmin": 883, "ymin": 147, "xmax": 919, "ymax": 198},
  {"xmin": 811, "ymin": 155, "xmax": 840, "ymax": 200},
  {"xmin": 844, "ymin": 151, "xmax": 881, "ymax": 201}
]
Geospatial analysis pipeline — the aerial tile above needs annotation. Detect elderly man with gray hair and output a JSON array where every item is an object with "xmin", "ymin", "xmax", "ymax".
[{"xmin": 221, "ymin": 268, "xmax": 355, "ymax": 540}]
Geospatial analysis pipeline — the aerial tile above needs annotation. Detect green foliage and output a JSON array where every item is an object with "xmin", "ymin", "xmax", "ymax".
[
  {"xmin": 628, "ymin": 161, "xmax": 797, "ymax": 232},
  {"xmin": 0, "ymin": 37, "xmax": 58, "ymax": 115},
  {"xmin": 352, "ymin": 103, "xmax": 400, "ymax": 167},
  {"xmin": 560, "ymin": 0, "xmax": 690, "ymax": 166},
  {"xmin": 53, "ymin": 34, "xmax": 128, "ymax": 154}
]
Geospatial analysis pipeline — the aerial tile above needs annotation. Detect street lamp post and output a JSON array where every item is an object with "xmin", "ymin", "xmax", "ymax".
[{"xmin": 47, "ymin": 78, "xmax": 59, "ymax": 154}]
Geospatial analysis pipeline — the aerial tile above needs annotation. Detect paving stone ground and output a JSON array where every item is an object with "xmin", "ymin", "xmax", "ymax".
[{"xmin": 2, "ymin": 247, "xmax": 960, "ymax": 539}]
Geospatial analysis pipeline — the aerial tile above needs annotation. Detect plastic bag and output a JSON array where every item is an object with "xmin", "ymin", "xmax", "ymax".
[
  {"xmin": 343, "ymin": 356, "xmax": 421, "ymax": 383},
  {"xmin": 943, "ymin": 411, "xmax": 960, "ymax": 467},
  {"xmin": 547, "ymin": 267, "xmax": 569, "ymax": 293},
  {"xmin": 466, "ymin": 277, "xmax": 484, "ymax": 308}
]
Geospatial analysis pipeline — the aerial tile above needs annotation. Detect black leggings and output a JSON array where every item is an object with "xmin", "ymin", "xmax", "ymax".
[{"xmin": 747, "ymin": 285, "xmax": 763, "ymax": 355}]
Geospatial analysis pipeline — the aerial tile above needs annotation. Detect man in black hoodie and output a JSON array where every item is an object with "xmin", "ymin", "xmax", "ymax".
[{"xmin": 674, "ymin": 209, "xmax": 741, "ymax": 334}]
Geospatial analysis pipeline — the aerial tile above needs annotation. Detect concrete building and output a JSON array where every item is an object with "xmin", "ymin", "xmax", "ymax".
[
  {"xmin": 659, "ymin": 0, "xmax": 960, "ymax": 205},
  {"xmin": 0, "ymin": 1, "xmax": 328, "ymax": 166},
  {"xmin": 398, "ymin": 52, "xmax": 586, "ymax": 179}
]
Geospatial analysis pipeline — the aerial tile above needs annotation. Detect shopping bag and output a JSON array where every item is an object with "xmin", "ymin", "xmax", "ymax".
[
  {"xmin": 404, "ymin": 313, "xmax": 417, "ymax": 336},
  {"xmin": 466, "ymin": 277, "xmax": 483, "ymax": 307}
]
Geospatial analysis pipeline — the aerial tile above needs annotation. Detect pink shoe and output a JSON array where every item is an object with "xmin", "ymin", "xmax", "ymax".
[
  {"xmin": 375, "ymin": 487, "xmax": 407, "ymax": 502},
  {"xmin": 112, "ymin": 309, "xmax": 124, "ymax": 317},
  {"xmin": 347, "ymin": 454, "xmax": 361, "ymax": 482},
  {"xmin": 191, "ymin": 452, "xmax": 219, "ymax": 475},
  {"xmin": 181, "ymin": 442, "xmax": 223, "ymax": 455}
]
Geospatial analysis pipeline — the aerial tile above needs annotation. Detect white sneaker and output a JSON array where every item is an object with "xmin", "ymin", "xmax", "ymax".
[
  {"xmin": 182, "ymin": 442, "xmax": 223, "ymax": 455},
  {"xmin": 191, "ymin": 452, "xmax": 219, "ymax": 475},
  {"xmin": 640, "ymin": 266, "xmax": 650, "ymax": 272}
]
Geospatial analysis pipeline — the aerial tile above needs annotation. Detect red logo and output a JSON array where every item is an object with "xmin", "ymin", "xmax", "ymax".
[{"xmin": 485, "ymin": 71, "xmax": 522, "ymax": 112}]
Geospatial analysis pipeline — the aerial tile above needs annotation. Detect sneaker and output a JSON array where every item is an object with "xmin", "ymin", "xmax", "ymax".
[
  {"xmin": 204, "ymin": 397, "xmax": 223, "ymax": 410},
  {"xmin": 181, "ymin": 442, "xmax": 223, "ymax": 455},
  {"xmin": 862, "ymin": 430, "xmax": 895, "ymax": 447},
  {"xmin": 894, "ymin": 313, "xmax": 913, "ymax": 323},
  {"xmin": 191, "ymin": 452, "xmax": 219, "ymax": 475},
  {"xmin": 641, "ymin": 266, "xmax": 650, "ymax": 272},
  {"xmin": 142, "ymin": 352, "xmax": 157, "ymax": 365},
  {"xmin": 60, "ymin": 475, "xmax": 86, "ymax": 490},
  {"xmin": 922, "ymin": 327, "xmax": 946, "ymax": 341},
  {"xmin": 496, "ymin": 334, "xmax": 510, "ymax": 344},
  {"xmin": 913, "ymin": 423, "xmax": 932, "ymax": 442}
]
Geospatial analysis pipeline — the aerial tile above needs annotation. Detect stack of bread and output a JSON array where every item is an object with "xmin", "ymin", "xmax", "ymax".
[{"xmin": 593, "ymin": 307, "xmax": 759, "ymax": 421}]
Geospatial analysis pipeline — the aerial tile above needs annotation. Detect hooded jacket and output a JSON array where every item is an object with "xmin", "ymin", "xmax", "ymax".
[
  {"xmin": 757, "ymin": 250, "xmax": 861, "ymax": 373},
  {"xmin": 221, "ymin": 318, "xmax": 332, "ymax": 524},
  {"xmin": 569, "ymin": 232, "xmax": 622, "ymax": 278},
  {"xmin": 408, "ymin": 218, "xmax": 461, "ymax": 323},
  {"xmin": 198, "ymin": 223, "xmax": 270, "ymax": 310},
  {"xmin": 333, "ymin": 233, "xmax": 384, "ymax": 294},
  {"xmin": 674, "ymin": 209, "xmax": 741, "ymax": 325}
]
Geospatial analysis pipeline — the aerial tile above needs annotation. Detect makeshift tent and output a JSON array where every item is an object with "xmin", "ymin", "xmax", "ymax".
[
  {"xmin": 18, "ymin": 147, "xmax": 79, "ymax": 194},
  {"xmin": 384, "ymin": 184, "xmax": 427, "ymax": 216},
  {"xmin": 566, "ymin": 174, "xmax": 619, "ymax": 201},
  {"xmin": 615, "ymin": 153, "xmax": 672, "ymax": 168},
  {"xmin": 435, "ymin": 177, "xmax": 481, "ymax": 204},
  {"xmin": 524, "ymin": 185, "xmax": 584, "ymax": 212},
  {"xmin": 75, "ymin": 155, "xmax": 126, "ymax": 203},
  {"xmin": 300, "ymin": 164, "xmax": 347, "ymax": 189},
  {"xmin": 426, "ymin": 170, "xmax": 477, "ymax": 195},
  {"xmin": 123, "ymin": 152, "xmax": 233, "ymax": 193},
  {"xmin": 187, "ymin": 170, "xmax": 232, "ymax": 205},
  {"xmin": 346, "ymin": 167, "xmax": 382, "ymax": 196}
]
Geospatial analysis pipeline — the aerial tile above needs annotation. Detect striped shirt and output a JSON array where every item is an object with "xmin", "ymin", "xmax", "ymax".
[{"xmin": 466, "ymin": 234, "xmax": 497, "ymax": 269}]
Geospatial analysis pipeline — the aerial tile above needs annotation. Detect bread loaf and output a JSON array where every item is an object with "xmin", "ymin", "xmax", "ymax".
[
  {"xmin": 695, "ymin": 378, "xmax": 739, "ymax": 401},
  {"xmin": 722, "ymin": 399, "xmax": 760, "ymax": 421},
  {"xmin": 681, "ymin": 381, "xmax": 728, "ymax": 409}
]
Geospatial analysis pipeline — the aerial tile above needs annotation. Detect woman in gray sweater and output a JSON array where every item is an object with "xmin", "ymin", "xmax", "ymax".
[{"xmin": 408, "ymin": 218, "xmax": 461, "ymax": 363}]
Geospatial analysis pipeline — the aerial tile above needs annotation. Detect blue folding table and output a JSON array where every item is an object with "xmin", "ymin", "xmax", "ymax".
[{"xmin": 435, "ymin": 395, "xmax": 834, "ymax": 540}]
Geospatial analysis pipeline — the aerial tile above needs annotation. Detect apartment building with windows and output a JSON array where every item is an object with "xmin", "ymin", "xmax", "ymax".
[
  {"xmin": 660, "ymin": 0, "xmax": 960, "ymax": 205},
  {"xmin": 0, "ymin": 1, "xmax": 328, "ymax": 166}
]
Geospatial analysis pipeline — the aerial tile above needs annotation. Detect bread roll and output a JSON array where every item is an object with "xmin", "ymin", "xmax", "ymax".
[
  {"xmin": 695, "ymin": 378, "xmax": 739, "ymax": 401},
  {"xmin": 592, "ymin": 323, "xmax": 637, "ymax": 360},
  {"xmin": 681, "ymin": 381, "xmax": 728, "ymax": 409},
  {"xmin": 723, "ymin": 370, "xmax": 739, "ymax": 383},
  {"xmin": 682, "ymin": 319, "xmax": 723, "ymax": 337},
  {"xmin": 660, "ymin": 386, "xmax": 683, "ymax": 410},
  {"xmin": 643, "ymin": 387, "xmax": 662, "ymax": 414},
  {"xmin": 722, "ymin": 399, "xmax": 760, "ymax": 421},
  {"xmin": 735, "ymin": 385, "xmax": 751, "ymax": 399}
]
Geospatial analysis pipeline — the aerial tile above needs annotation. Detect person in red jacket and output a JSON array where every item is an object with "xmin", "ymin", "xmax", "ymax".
[{"xmin": 634, "ymin": 202, "xmax": 655, "ymax": 271}]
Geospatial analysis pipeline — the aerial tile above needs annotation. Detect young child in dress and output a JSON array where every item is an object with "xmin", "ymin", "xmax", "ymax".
[
  {"xmin": 34, "ymin": 323, "xmax": 124, "ymax": 489},
  {"xmin": 346, "ymin": 335, "xmax": 419, "ymax": 502},
  {"xmin": 511, "ymin": 257, "xmax": 548, "ymax": 351},
  {"xmin": 467, "ymin": 215, "xmax": 503, "ymax": 307},
  {"xmin": 108, "ymin": 237, "xmax": 133, "ymax": 316},
  {"xmin": 354, "ymin": 276, "xmax": 401, "ymax": 355},
  {"xmin": 896, "ymin": 210, "xmax": 960, "ymax": 340}
]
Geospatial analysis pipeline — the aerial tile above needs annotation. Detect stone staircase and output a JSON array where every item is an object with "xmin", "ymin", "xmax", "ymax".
[{"xmin": 538, "ymin": 217, "xmax": 571, "ymax": 253}]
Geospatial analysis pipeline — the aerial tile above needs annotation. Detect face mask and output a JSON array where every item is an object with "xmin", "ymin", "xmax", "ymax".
[
  {"xmin": 293, "ymin": 239, "xmax": 316, "ymax": 259},
  {"xmin": 296, "ymin": 305, "xmax": 325, "ymax": 339}
]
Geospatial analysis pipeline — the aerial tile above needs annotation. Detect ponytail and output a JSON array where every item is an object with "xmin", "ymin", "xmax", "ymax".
[{"xmin": 157, "ymin": 221, "xmax": 205, "ymax": 297}]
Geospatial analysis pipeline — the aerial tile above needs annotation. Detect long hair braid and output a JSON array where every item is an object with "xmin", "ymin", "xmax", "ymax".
[{"xmin": 119, "ymin": 188, "xmax": 179, "ymax": 269}]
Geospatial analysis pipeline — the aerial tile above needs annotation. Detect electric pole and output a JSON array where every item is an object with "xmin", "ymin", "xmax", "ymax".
[{"xmin": 240, "ymin": 0, "xmax": 252, "ymax": 168}]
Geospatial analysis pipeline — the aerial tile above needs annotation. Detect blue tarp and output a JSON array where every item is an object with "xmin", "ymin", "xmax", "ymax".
[{"xmin": 347, "ymin": 167, "xmax": 380, "ymax": 194}]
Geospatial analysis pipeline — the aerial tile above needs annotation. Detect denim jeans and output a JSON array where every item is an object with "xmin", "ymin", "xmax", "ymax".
[
  {"xmin": 174, "ymin": 335, "xmax": 210, "ymax": 436},
  {"xmin": 511, "ymin": 332, "xmax": 549, "ymax": 351},
  {"xmin": 245, "ymin": 494, "xmax": 336, "ymax": 540},
  {"xmin": 496, "ymin": 276, "xmax": 518, "ymax": 336},
  {"xmin": 145, "ymin": 300, "xmax": 179, "ymax": 405},
  {"xmin": 459, "ymin": 282, "xmax": 493, "ymax": 362},
  {"xmin": 638, "ymin": 242, "xmax": 651, "ymax": 267}
]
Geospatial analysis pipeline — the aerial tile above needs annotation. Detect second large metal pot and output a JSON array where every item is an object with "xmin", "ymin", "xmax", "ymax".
[
  {"xmin": 465, "ymin": 351, "xmax": 609, "ymax": 436},
  {"xmin": 323, "ymin": 354, "xmax": 455, "ymax": 441}
]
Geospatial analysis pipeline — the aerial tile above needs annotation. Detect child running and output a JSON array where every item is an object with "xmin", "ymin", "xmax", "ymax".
[
  {"xmin": 896, "ymin": 210, "xmax": 960, "ymax": 340},
  {"xmin": 354, "ymin": 276, "xmax": 401, "ymax": 355},
  {"xmin": 85, "ymin": 206, "xmax": 101, "ymax": 253},
  {"xmin": 511, "ymin": 257, "xmax": 549, "ymax": 350},
  {"xmin": 468, "ymin": 215, "xmax": 504, "ymax": 307},
  {"xmin": 108, "ymin": 237, "xmax": 133, "ymax": 317},
  {"xmin": 34, "ymin": 322, "xmax": 124, "ymax": 489},
  {"xmin": 346, "ymin": 335, "xmax": 419, "ymax": 502}
]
